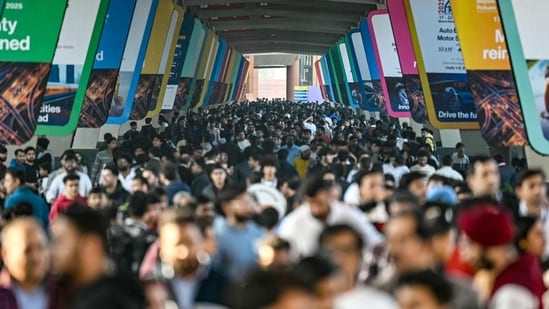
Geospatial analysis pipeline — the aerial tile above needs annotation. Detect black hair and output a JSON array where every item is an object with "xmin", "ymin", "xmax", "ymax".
[
  {"xmin": 300, "ymin": 173, "xmax": 333, "ymax": 198},
  {"xmin": 355, "ymin": 169, "xmax": 383, "ymax": 186},
  {"xmin": 159, "ymin": 161, "xmax": 178, "ymax": 181},
  {"xmin": 395, "ymin": 269, "xmax": 453, "ymax": 305},
  {"xmin": 319, "ymin": 224, "xmax": 365, "ymax": 252},
  {"xmin": 103, "ymin": 163, "xmax": 119, "ymax": 176},
  {"xmin": 399, "ymin": 172, "xmax": 427, "ymax": 190},
  {"xmin": 62, "ymin": 173, "xmax": 80, "ymax": 184},
  {"xmin": 388, "ymin": 208, "xmax": 431, "ymax": 241},
  {"xmin": 59, "ymin": 203, "xmax": 109, "ymax": 252},
  {"xmin": 455, "ymin": 142, "xmax": 464, "ymax": 149},
  {"xmin": 261, "ymin": 155, "xmax": 279, "ymax": 169},
  {"xmin": 24, "ymin": 146, "xmax": 35, "ymax": 153},
  {"xmin": 38, "ymin": 162, "xmax": 52, "ymax": 173},
  {"xmin": 5, "ymin": 168, "xmax": 25, "ymax": 185},
  {"xmin": 293, "ymin": 255, "xmax": 337, "ymax": 287},
  {"xmin": 14, "ymin": 148, "xmax": 24, "ymax": 156},
  {"xmin": 467, "ymin": 155, "xmax": 496, "ymax": 176},
  {"xmin": 89, "ymin": 186, "xmax": 103, "ymax": 195},
  {"xmin": 230, "ymin": 268, "xmax": 312, "ymax": 309},
  {"xmin": 387, "ymin": 189, "xmax": 420, "ymax": 215},
  {"xmin": 417, "ymin": 150, "xmax": 429, "ymax": 158},
  {"xmin": 61, "ymin": 149, "xmax": 77, "ymax": 161},
  {"xmin": 258, "ymin": 207, "xmax": 280, "ymax": 230},
  {"xmin": 149, "ymin": 147, "xmax": 161, "ymax": 158},
  {"xmin": 514, "ymin": 215, "xmax": 539, "ymax": 254},
  {"xmin": 217, "ymin": 183, "xmax": 247, "ymax": 206},
  {"xmin": 128, "ymin": 191, "xmax": 148, "ymax": 218},
  {"xmin": 516, "ymin": 169, "xmax": 546, "ymax": 188}
]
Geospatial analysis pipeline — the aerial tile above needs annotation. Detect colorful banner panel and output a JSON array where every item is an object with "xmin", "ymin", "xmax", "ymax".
[
  {"xmin": 161, "ymin": 8, "xmax": 193, "ymax": 111},
  {"xmin": 227, "ymin": 54, "xmax": 243, "ymax": 102},
  {"xmin": 321, "ymin": 56, "xmax": 335, "ymax": 102},
  {"xmin": 336, "ymin": 42, "xmax": 355, "ymax": 107},
  {"xmin": 176, "ymin": 19, "xmax": 206, "ymax": 110},
  {"xmin": 360, "ymin": 19, "xmax": 388, "ymax": 116},
  {"xmin": 0, "ymin": 0, "xmax": 66, "ymax": 144},
  {"xmin": 499, "ymin": 0, "xmax": 549, "ymax": 154},
  {"xmin": 451, "ymin": 0, "xmax": 526, "ymax": 146},
  {"xmin": 146, "ymin": 5, "xmax": 183, "ymax": 117},
  {"xmin": 204, "ymin": 40, "xmax": 227, "ymax": 107},
  {"xmin": 314, "ymin": 60, "xmax": 328, "ymax": 101},
  {"xmin": 387, "ymin": 0, "xmax": 427, "ymax": 123},
  {"xmin": 106, "ymin": 0, "xmax": 158, "ymax": 124},
  {"xmin": 190, "ymin": 30, "xmax": 216, "ymax": 108},
  {"xmin": 129, "ymin": 0, "xmax": 175, "ymax": 120},
  {"xmin": 347, "ymin": 30, "xmax": 378, "ymax": 112},
  {"xmin": 404, "ymin": 0, "xmax": 478, "ymax": 129},
  {"xmin": 196, "ymin": 37, "xmax": 220, "ymax": 108},
  {"xmin": 78, "ymin": 0, "xmax": 136, "ymax": 128},
  {"xmin": 35, "ymin": 0, "xmax": 109, "ymax": 136},
  {"xmin": 327, "ymin": 48, "xmax": 342, "ymax": 104},
  {"xmin": 369, "ymin": 11, "xmax": 411, "ymax": 118}
]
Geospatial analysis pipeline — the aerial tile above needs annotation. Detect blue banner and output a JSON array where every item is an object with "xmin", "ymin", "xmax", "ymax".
[
  {"xmin": 106, "ymin": 0, "xmax": 158, "ymax": 124},
  {"xmin": 78, "ymin": 0, "xmax": 137, "ymax": 127}
]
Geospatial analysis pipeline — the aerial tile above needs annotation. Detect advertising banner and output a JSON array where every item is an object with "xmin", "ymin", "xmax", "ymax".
[
  {"xmin": 451, "ymin": 0, "xmax": 526, "ymax": 146},
  {"xmin": 146, "ymin": 5, "xmax": 183, "ymax": 117},
  {"xmin": 404, "ymin": 0, "xmax": 479, "ymax": 129},
  {"xmin": 314, "ymin": 60, "xmax": 327, "ymax": 101},
  {"xmin": 235, "ymin": 59, "xmax": 250, "ymax": 101},
  {"xmin": 129, "ymin": 0, "xmax": 176, "ymax": 120},
  {"xmin": 106, "ymin": 0, "xmax": 158, "ymax": 125},
  {"xmin": 499, "ymin": 0, "xmax": 549, "ymax": 154},
  {"xmin": 387, "ymin": 0, "xmax": 427, "ymax": 123},
  {"xmin": 222, "ymin": 50, "xmax": 237, "ymax": 103},
  {"xmin": 360, "ymin": 19, "xmax": 388, "ymax": 116},
  {"xmin": 327, "ymin": 47, "xmax": 344, "ymax": 105},
  {"xmin": 161, "ymin": 8, "xmax": 194, "ymax": 111},
  {"xmin": 189, "ymin": 29, "xmax": 215, "ymax": 109},
  {"xmin": 78, "ymin": 0, "xmax": 137, "ymax": 128},
  {"xmin": 339, "ymin": 40, "xmax": 360, "ymax": 108},
  {"xmin": 321, "ymin": 56, "xmax": 335, "ymax": 102},
  {"xmin": 347, "ymin": 29, "xmax": 379, "ymax": 112},
  {"xmin": 204, "ymin": 40, "xmax": 227, "ymax": 107},
  {"xmin": 0, "ymin": 0, "xmax": 67, "ymax": 144},
  {"xmin": 174, "ymin": 19, "xmax": 206, "ymax": 110},
  {"xmin": 195, "ymin": 37, "xmax": 220, "ymax": 108},
  {"xmin": 227, "ymin": 53, "xmax": 242, "ymax": 102},
  {"xmin": 369, "ymin": 11, "xmax": 412, "ymax": 118},
  {"xmin": 35, "ymin": 0, "xmax": 109, "ymax": 136}
]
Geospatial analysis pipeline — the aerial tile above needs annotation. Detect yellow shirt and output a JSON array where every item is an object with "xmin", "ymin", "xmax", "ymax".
[{"xmin": 293, "ymin": 157, "xmax": 312, "ymax": 179}]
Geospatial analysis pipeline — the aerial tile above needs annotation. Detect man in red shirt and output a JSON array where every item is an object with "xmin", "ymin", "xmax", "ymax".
[{"xmin": 49, "ymin": 173, "xmax": 86, "ymax": 222}]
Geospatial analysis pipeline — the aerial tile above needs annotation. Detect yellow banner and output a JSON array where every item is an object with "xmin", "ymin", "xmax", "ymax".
[{"xmin": 451, "ymin": 0, "xmax": 509, "ymax": 70}]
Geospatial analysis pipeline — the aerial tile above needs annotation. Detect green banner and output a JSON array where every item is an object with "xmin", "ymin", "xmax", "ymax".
[
  {"xmin": 35, "ymin": 0, "xmax": 109, "ymax": 136},
  {"xmin": 0, "ymin": 0, "xmax": 67, "ymax": 144}
]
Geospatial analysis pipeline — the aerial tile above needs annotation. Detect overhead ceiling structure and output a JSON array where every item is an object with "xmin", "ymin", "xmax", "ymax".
[{"xmin": 186, "ymin": 0, "xmax": 382, "ymax": 55}]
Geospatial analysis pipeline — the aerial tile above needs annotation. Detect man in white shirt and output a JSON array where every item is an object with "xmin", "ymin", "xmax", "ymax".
[
  {"xmin": 117, "ymin": 153, "xmax": 136, "ymax": 192},
  {"xmin": 410, "ymin": 150, "xmax": 435, "ymax": 179},
  {"xmin": 278, "ymin": 174, "xmax": 383, "ymax": 259},
  {"xmin": 451, "ymin": 142, "xmax": 469, "ymax": 174},
  {"xmin": 45, "ymin": 152, "xmax": 92, "ymax": 203},
  {"xmin": 434, "ymin": 155, "xmax": 463, "ymax": 182},
  {"xmin": 236, "ymin": 131, "xmax": 251, "ymax": 152}
]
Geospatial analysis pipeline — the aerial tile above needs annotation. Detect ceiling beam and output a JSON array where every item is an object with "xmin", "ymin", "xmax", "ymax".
[
  {"xmin": 191, "ymin": 7, "xmax": 355, "ymax": 23},
  {"xmin": 210, "ymin": 19, "xmax": 352, "ymax": 33},
  {"xmin": 231, "ymin": 39, "xmax": 333, "ymax": 48},
  {"xmin": 185, "ymin": 0, "xmax": 287, "ymax": 5}
]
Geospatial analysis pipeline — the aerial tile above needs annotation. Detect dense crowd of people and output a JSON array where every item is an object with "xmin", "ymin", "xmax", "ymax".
[{"xmin": 0, "ymin": 99, "xmax": 545, "ymax": 309}]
